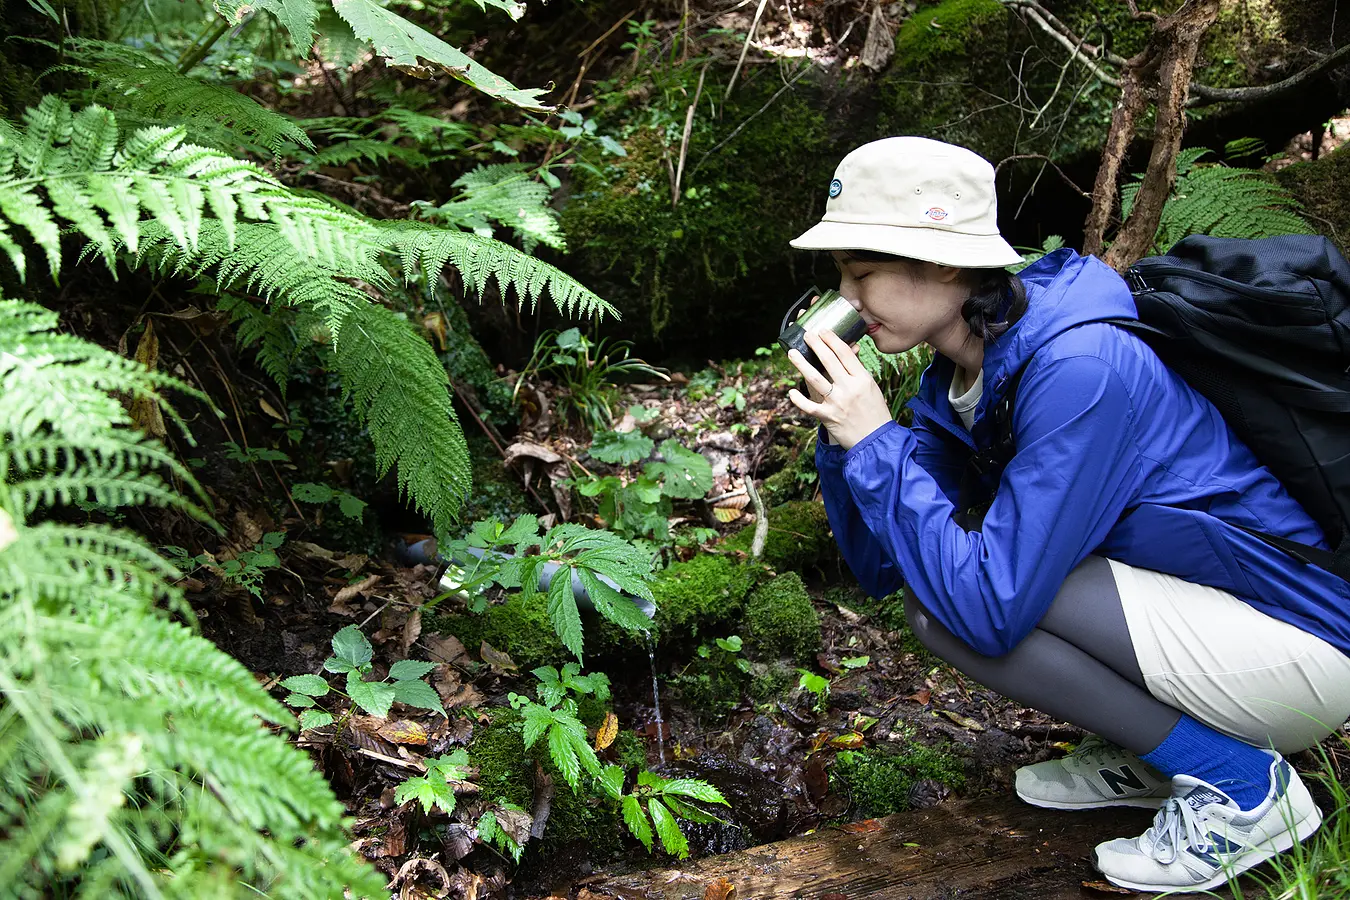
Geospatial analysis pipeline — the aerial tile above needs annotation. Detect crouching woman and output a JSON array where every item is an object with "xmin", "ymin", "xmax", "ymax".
[{"xmin": 785, "ymin": 136, "xmax": 1350, "ymax": 893}]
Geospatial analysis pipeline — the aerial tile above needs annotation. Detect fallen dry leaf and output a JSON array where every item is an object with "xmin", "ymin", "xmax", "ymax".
[
  {"xmin": 378, "ymin": 719, "xmax": 429, "ymax": 746},
  {"xmin": 479, "ymin": 641, "xmax": 518, "ymax": 673},
  {"xmin": 259, "ymin": 397, "xmax": 285, "ymax": 421},
  {"xmin": 128, "ymin": 320, "xmax": 166, "ymax": 438},
  {"xmin": 334, "ymin": 574, "xmax": 381, "ymax": 606},
  {"xmin": 703, "ymin": 877, "xmax": 736, "ymax": 900},
  {"xmin": 803, "ymin": 754, "xmax": 829, "ymax": 803},
  {"xmin": 904, "ymin": 688, "xmax": 932, "ymax": 705},
  {"xmin": 424, "ymin": 634, "xmax": 470, "ymax": 667},
  {"xmin": 595, "ymin": 712, "xmax": 619, "ymax": 750},
  {"xmin": 937, "ymin": 709, "xmax": 985, "ymax": 731},
  {"xmin": 1081, "ymin": 881, "xmax": 1135, "ymax": 894},
  {"xmin": 838, "ymin": 819, "xmax": 884, "ymax": 834},
  {"xmin": 432, "ymin": 664, "xmax": 485, "ymax": 710},
  {"xmin": 829, "ymin": 732, "xmax": 865, "ymax": 749}
]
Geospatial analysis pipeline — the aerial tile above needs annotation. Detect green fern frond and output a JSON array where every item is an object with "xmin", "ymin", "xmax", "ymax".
[
  {"xmin": 377, "ymin": 221, "xmax": 616, "ymax": 319},
  {"xmin": 0, "ymin": 295, "xmax": 387, "ymax": 898},
  {"xmin": 51, "ymin": 39, "xmax": 312, "ymax": 157},
  {"xmin": 333, "ymin": 301, "xmax": 471, "ymax": 533},
  {"xmin": 216, "ymin": 294, "xmax": 302, "ymax": 391},
  {"xmin": 1120, "ymin": 148, "xmax": 1314, "ymax": 254},
  {"xmin": 423, "ymin": 162, "xmax": 564, "ymax": 252},
  {"xmin": 309, "ymin": 138, "xmax": 429, "ymax": 169}
]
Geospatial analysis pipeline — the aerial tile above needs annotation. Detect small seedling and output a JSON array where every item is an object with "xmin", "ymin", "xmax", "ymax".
[
  {"xmin": 602, "ymin": 767, "xmax": 728, "ymax": 859},
  {"xmin": 396, "ymin": 749, "xmax": 471, "ymax": 815},
  {"xmin": 796, "ymin": 669, "xmax": 831, "ymax": 713},
  {"xmin": 292, "ymin": 481, "xmax": 367, "ymax": 521}
]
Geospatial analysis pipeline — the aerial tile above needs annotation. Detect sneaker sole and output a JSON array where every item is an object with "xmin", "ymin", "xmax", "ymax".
[
  {"xmin": 1098, "ymin": 804, "xmax": 1324, "ymax": 893},
  {"xmin": 1015, "ymin": 789, "xmax": 1168, "ymax": 811}
]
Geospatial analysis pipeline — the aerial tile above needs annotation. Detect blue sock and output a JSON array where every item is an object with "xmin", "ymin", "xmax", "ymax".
[{"xmin": 1141, "ymin": 714, "xmax": 1276, "ymax": 811}]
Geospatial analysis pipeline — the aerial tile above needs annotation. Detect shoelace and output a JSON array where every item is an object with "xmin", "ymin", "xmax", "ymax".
[
  {"xmin": 1145, "ymin": 796, "xmax": 1215, "ymax": 865},
  {"xmin": 1068, "ymin": 735, "xmax": 1125, "ymax": 768}
]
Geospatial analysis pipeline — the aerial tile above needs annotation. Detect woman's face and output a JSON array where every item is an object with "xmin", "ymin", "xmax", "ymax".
[{"xmin": 832, "ymin": 252, "xmax": 970, "ymax": 356}]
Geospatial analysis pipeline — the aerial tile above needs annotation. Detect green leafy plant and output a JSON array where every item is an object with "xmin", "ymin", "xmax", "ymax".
[
  {"xmin": 221, "ymin": 441, "xmax": 291, "ymax": 464},
  {"xmin": 532, "ymin": 661, "xmax": 612, "ymax": 708},
  {"xmin": 600, "ymin": 767, "xmax": 729, "ymax": 859},
  {"xmin": 0, "ymin": 298, "xmax": 384, "ymax": 896},
  {"xmin": 589, "ymin": 428, "xmax": 656, "ymax": 466},
  {"xmin": 717, "ymin": 385, "xmax": 747, "ymax": 411},
  {"xmin": 515, "ymin": 328, "xmax": 668, "ymax": 433},
  {"xmin": 855, "ymin": 337, "xmax": 934, "ymax": 421},
  {"xmin": 685, "ymin": 368, "xmax": 720, "ymax": 401},
  {"xmin": 280, "ymin": 624, "xmax": 446, "ymax": 730},
  {"xmin": 697, "ymin": 635, "xmax": 752, "ymax": 673},
  {"xmin": 161, "ymin": 531, "xmax": 285, "ymax": 598},
  {"xmin": 507, "ymin": 689, "xmax": 601, "ymax": 792},
  {"xmin": 291, "ymin": 481, "xmax": 367, "ymax": 521},
  {"xmin": 797, "ymin": 668, "xmax": 831, "ymax": 713},
  {"xmin": 395, "ymin": 749, "xmax": 472, "ymax": 815},
  {"xmin": 572, "ymin": 436, "xmax": 714, "ymax": 542},
  {"xmin": 475, "ymin": 802, "xmax": 528, "ymax": 862},
  {"xmin": 437, "ymin": 514, "xmax": 658, "ymax": 660}
]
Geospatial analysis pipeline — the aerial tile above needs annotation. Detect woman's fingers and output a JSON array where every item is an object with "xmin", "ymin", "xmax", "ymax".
[
  {"xmin": 787, "ymin": 388, "xmax": 823, "ymax": 416},
  {"xmin": 820, "ymin": 330, "xmax": 864, "ymax": 376},
  {"xmin": 804, "ymin": 330, "xmax": 850, "ymax": 383},
  {"xmin": 786, "ymin": 347, "xmax": 833, "ymax": 397}
]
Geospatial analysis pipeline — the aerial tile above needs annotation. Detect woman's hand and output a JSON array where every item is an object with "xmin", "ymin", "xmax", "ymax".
[{"xmin": 786, "ymin": 330, "xmax": 893, "ymax": 450}]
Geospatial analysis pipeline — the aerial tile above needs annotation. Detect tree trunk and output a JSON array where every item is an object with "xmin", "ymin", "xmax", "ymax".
[{"xmin": 1083, "ymin": 0, "xmax": 1222, "ymax": 270}]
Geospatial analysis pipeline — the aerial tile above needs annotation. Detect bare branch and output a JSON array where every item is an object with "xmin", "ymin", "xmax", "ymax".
[
  {"xmin": 1018, "ymin": 6, "xmax": 1120, "ymax": 87},
  {"xmin": 994, "ymin": 154, "xmax": 1092, "ymax": 199},
  {"xmin": 1188, "ymin": 42, "xmax": 1350, "ymax": 106}
]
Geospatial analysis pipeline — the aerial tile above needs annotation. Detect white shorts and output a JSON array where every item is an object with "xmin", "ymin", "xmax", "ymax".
[{"xmin": 1108, "ymin": 558, "xmax": 1350, "ymax": 754}]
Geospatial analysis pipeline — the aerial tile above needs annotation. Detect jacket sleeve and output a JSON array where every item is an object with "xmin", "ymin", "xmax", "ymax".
[
  {"xmin": 816, "ymin": 426, "xmax": 905, "ymax": 600},
  {"xmin": 839, "ymin": 355, "xmax": 1144, "ymax": 656},
  {"xmin": 909, "ymin": 411, "xmax": 966, "ymax": 507}
]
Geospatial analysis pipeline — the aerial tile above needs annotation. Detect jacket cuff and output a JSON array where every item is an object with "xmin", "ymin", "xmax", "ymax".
[
  {"xmin": 844, "ymin": 420, "xmax": 902, "ymax": 464},
  {"xmin": 816, "ymin": 425, "xmax": 846, "ymax": 462}
]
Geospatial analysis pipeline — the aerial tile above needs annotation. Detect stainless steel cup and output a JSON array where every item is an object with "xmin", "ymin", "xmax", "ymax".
[{"xmin": 778, "ymin": 286, "xmax": 867, "ymax": 371}]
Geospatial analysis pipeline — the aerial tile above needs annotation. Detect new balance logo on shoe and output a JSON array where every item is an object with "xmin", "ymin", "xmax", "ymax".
[{"xmin": 1098, "ymin": 765, "xmax": 1149, "ymax": 796}]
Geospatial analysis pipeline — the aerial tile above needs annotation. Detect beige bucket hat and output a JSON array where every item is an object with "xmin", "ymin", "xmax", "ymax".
[{"xmin": 790, "ymin": 136, "xmax": 1022, "ymax": 268}]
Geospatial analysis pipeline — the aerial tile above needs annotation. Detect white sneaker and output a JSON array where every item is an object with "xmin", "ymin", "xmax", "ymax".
[
  {"xmin": 1093, "ymin": 752, "xmax": 1323, "ymax": 893},
  {"xmin": 1015, "ymin": 735, "xmax": 1171, "ymax": 810}
]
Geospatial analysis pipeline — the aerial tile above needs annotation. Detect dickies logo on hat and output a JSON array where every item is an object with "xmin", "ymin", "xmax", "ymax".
[
  {"xmin": 925, "ymin": 207, "xmax": 948, "ymax": 221},
  {"xmin": 829, "ymin": 178, "xmax": 843, "ymax": 198}
]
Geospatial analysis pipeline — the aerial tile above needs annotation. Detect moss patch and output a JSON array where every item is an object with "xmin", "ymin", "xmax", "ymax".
[
  {"xmin": 743, "ymin": 572, "xmax": 822, "ymax": 662},
  {"xmin": 650, "ymin": 552, "xmax": 762, "ymax": 643},
  {"xmin": 830, "ymin": 743, "xmax": 967, "ymax": 818},
  {"xmin": 469, "ymin": 708, "xmax": 624, "ymax": 858},
  {"xmin": 1277, "ymin": 145, "xmax": 1350, "ymax": 258},
  {"xmin": 761, "ymin": 426, "xmax": 820, "ymax": 506},
  {"xmin": 429, "ymin": 591, "xmax": 571, "ymax": 671},
  {"xmin": 720, "ymin": 500, "xmax": 835, "ymax": 573}
]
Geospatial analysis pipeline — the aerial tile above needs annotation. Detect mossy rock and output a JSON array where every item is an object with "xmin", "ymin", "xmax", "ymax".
[
  {"xmin": 672, "ymin": 646, "xmax": 753, "ymax": 715},
  {"xmin": 720, "ymin": 500, "xmax": 835, "ymax": 573},
  {"xmin": 743, "ymin": 572, "xmax": 822, "ymax": 662},
  {"xmin": 748, "ymin": 659, "xmax": 797, "ymax": 703},
  {"xmin": 1277, "ymin": 145, "xmax": 1350, "ymax": 258},
  {"xmin": 469, "ymin": 708, "xmax": 625, "ymax": 859},
  {"xmin": 650, "ymin": 552, "xmax": 762, "ymax": 643},
  {"xmin": 830, "ymin": 743, "xmax": 966, "ymax": 818},
  {"xmin": 761, "ymin": 427, "xmax": 820, "ymax": 505},
  {"xmin": 428, "ymin": 591, "xmax": 571, "ymax": 671}
]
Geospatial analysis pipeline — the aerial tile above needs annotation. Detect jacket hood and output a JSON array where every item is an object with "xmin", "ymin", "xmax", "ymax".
[{"xmin": 908, "ymin": 248, "xmax": 1137, "ymax": 438}]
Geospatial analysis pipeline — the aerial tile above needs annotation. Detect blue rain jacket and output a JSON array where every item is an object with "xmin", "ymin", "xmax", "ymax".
[{"xmin": 816, "ymin": 248, "xmax": 1350, "ymax": 658}]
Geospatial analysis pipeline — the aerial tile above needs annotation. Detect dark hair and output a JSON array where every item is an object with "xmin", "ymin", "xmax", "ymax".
[{"xmin": 843, "ymin": 249, "xmax": 1027, "ymax": 343}]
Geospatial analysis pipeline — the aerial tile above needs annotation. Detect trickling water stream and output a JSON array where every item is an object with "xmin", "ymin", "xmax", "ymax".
[{"xmin": 645, "ymin": 633, "xmax": 665, "ymax": 764}]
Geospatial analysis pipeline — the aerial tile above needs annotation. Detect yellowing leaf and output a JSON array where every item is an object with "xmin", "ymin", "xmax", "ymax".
[
  {"xmin": 128, "ymin": 321, "xmax": 165, "ymax": 438},
  {"xmin": 713, "ymin": 506, "xmax": 742, "ymax": 523},
  {"xmin": 378, "ymin": 719, "xmax": 428, "ymax": 745},
  {"xmin": 594, "ymin": 712, "xmax": 619, "ymax": 750},
  {"xmin": 829, "ymin": 731, "xmax": 865, "ymax": 749}
]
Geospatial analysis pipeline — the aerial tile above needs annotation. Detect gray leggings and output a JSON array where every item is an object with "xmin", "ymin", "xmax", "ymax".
[{"xmin": 903, "ymin": 556, "xmax": 1181, "ymax": 755}]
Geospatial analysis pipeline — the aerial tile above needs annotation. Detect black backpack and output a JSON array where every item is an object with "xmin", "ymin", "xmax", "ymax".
[{"xmin": 970, "ymin": 233, "xmax": 1350, "ymax": 581}]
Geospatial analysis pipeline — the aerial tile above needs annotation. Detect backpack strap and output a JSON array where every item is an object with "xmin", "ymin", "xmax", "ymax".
[{"xmin": 1232, "ymin": 526, "xmax": 1350, "ymax": 582}]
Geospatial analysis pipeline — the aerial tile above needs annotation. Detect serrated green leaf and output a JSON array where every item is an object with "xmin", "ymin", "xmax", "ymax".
[
  {"xmin": 395, "ymin": 771, "xmax": 455, "ymax": 814},
  {"xmin": 291, "ymin": 481, "xmax": 335, "ymax": 502},
  {"xmin": 283, "ymin": 692, "xmax": 315, "ymax": 708},
  {"xmin": 323, "ymin": 656, "xmax": 356, "ymax": 674},
  {"xmin": 388, "ymin": 659, "xmax": 436, "ymax": 681},
  {"xmin": 330, "ymin": 0, "xmax": 552, "ymax": 111},
  {"xmin": 521, "ymin": 703, "xmax": 552, "ymax": 748},
  {"xmin": 622, "ymin": 795, "xmax": 653, "ymax": 851},
  {"xmin": 589, "ymin": 429, "xmax": 654, "ymax": 466},
  {"xmin": 212, "ymin": 0, "xmax": 318, "ymax": 53},
  {"xmin": 599, "ymin": 764, "xmax": 625, "ymax": 801},
  {"xmin": 644, "ymin": 440, "xmax": 713, "ymax": 500},
  {"xmin": 548, "ymin": 723, "xmax": 581, "ymax": 790},
  {"xmin": 345, "ymin": 672, "xmax": 395, "ymax": 718},
  {"xmin": 648, "ymin": 798, "xmax": 689, "ymax": 858},
  {"xmin": 337, "ymin": 492, "xmax": 366, "ymax": 519},
  {"xmin": 660, "ymin": 795, "xmax": 725, "ymax": 825},
  {"xmin": 331, "ymin": 624, "xmax": 373, "ymax": 667},
  {"xmin": 280, "ymin": 673, "xmax": 330, "ymax": 696},
  {"xmin": 298, "ymin": 709, "xmax": 335, "ymax": 730},
  {"xmin": 497, "ymin": 514, "xmax": 540, "ymax": 547},
  {"xmin": 547, "ymin": 563, "xmax": 584, "ymax": 661},
  {"xmin": 660, "ymin": 779, "xmax": 728, "ymax": 805},
  {"xmin": 426, "ymin": 750, "xmax": 470, "ymax": 780},
  {"xmin": 391, "ymin": 678, "xmax": 446, "ymax": 716},
  {"xmin": 576, "ymin": 568, "xmax": 653, "ymax": 635}
]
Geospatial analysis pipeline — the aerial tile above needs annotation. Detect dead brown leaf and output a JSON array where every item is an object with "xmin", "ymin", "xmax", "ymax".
[
  {"xmin": 703, "ymin": 877, "xmax": 736, "ymax": 900},
  {"xmin": 479, "ymin": 641, "xmax": 517, "ymax": 673},
  {"xmin": 492, "ymin": 802, "xmax": 533, "ymax": 848},
  {"xmin": 1081, "ymin": 881, "xmax": 1135, "ymax": 894},
  {"xmin": 422, "ymin": 312, "xmax": 449, "ymax": 351},
  {"xmin": 938, "ymin": 709, "xmax": 985, "ymax": 731},
  {"xmin": 402, "ymin": 608, "xmax": 423, "ymax": 654},
  {"xmin": 334, "ymin": 574, "xmax": 381, "ymax": 607},
  {"xmin": 334, "ymin": 552, "xmax": 368, "ymax": 571},
  {"xmin": 803, "ymin": 754, "xmax": 829, "ymax": 803},
  {"xmin": 378, "ymin": 720, "xmax": 429, "ymax": 746},
  {"xmin": 838, "ymin": 819, "xmax": 884, "ymax": 834},
  {"xmin": 594, "ymin": 712, "xmax": 619, "ymax": 750},
  {"xmin": 391, "ymin": 857, "xmax": 452, "ymax": 900},
  {"xmin": 432, "ymin": 665, "xmax": 485, "ymax": 710},
  {"xmin": 128, "ymin": 320, "xmax": 166, "ymax": 438},
  {"xmin": 259, "ymin": 397, "xmax": 286, "ymax": 421},
  {"xmin": 372, "ymin": 813, "xmax": 408, "ymax": 858},
  {"xmin": 424, "ymin": 634, "xmax": 470, "ymax": 667},
  {"xmin": 905, "ymin": 688, "xmax": 932, "ymax": 705}
]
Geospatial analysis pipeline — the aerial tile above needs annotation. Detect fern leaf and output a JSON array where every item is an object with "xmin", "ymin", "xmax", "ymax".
[{"xmin": 330, "ymin": 0, "xmax": 552, "ymax": 111}]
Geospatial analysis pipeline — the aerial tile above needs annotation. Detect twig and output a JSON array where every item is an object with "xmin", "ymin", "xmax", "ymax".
[
  {"xmin": 745, "ymin": 476, "xmax": 767, "ymax": 559},
  {"xmin": 448, "ymin": 380, "xmax": 554, "ymax": 514},
  {"xmin": 1187, "ymin": 42, "xmax": 1350, "ymax": 106},
  {"xmin": 671, "ymin": 65, "xmax": 708, "ymax": 209},
  {"xmin": 691, "ymin": 62, "xmax": 810, "ymax": 178},
  {"xmin": 1019, "ymin": 7, "xmax": 1119, "ymax": 87},
  {"xmin": 993, "ymin": 154, "xmax": 1092, "ymax": 199},
  {"xmin": 354, "ymin": 746, "xmax": 426, "ymax": 772},
  {"xmin": 725, "ymin": 0, "xmax": 770, "ymax": 99},
  {"xmin": 577, "ymin": 8, "xmax": 638, "ymax": 59}
]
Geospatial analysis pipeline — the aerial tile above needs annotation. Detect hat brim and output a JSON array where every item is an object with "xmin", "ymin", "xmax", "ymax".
[{"xmin": 790, "ymin": 221, "xmax": 1023, "ymax": 269}]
